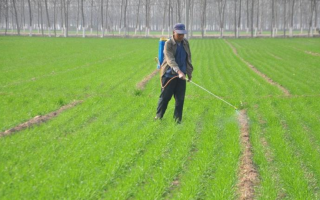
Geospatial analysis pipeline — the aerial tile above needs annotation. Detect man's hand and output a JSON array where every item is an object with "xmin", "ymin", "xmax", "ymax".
[
  {"xmin": 177, "ymin": 70, "xmax": 186, "ymax": 80},
  {"xmin": 187, "ymin": 75, "xmax": 192, "ymax": 82}
]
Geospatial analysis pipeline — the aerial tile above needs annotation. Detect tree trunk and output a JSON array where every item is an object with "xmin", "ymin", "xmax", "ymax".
[
  {"xmin": 308, "ymin": 0, "xmax": 316, "ymax": 36},
  {"xmin": 175, "ymin": 2, "xmax": 178, "ymax": 25},
  {"xmin": 64, "ymin": 0, "xmax": 69, "ymax": 37},
  {"xmin": 119, "ymin": 0, "xmax": 123, "ymax": 35},
  {"xmin": 234, "ymin": 0, "xmax": 237, "ymax": 37},
  {"xmin": 168, "ymin": 0, "xmax": 171, "ymax": 36},
  {"xmin": 185, "ymin": 0, "xmax": 190, "ymax": 39},
  {"xmin": 101, "ymin": 0, "xmax": 104, "ymax": 37},
  {"xmin": 0, "ymin": 2, "xmax": 2, "ymax": 31},
  {"xmin": 246, "ymin": 0, "xmax": 249, "ymax": 33},
  {"xmin": 45, "ymin": 0, "xmax": 51, "ymax": 37},
  {"xmin": 284, "ymin": 0, "xmax": 287, "ymax": 37},
  {"xmin": 5, "ymin": 0, "xmax": 8, "ymax": 35},
  {"xmin": 171, "ymin": 0, "xmax": 173, "ymax": 35},
  {"xmin": 275, "ymin": 0, "xmax": 279, "ymax": 35},
  {"xmin": 177, "ymin": 0, "xmax": 181, "ymax": 22},
  {"xmin": 81, "ymin": 0, "xmax": 85, "ymax": 37},
  {"xmin": 21, "ymin": 0, "xmax": 25, "ymax": 32},
  {"xmin": 256, "ymin": 0, "xmax": 259, "ymax": 35},
  {"xmin": 105, "ymin": 0, "xmax": 109, "ymax": 34},
  {"xmin": 145, "ymin": 0, "xmax": 150, "ymax": 37},
  {"xmin": 60, "ymin": 0, "xmax": 64, "ymax": 35},
  {"xmin": 290, "ymin": 0, "xmax": 295, "ymax": 37},
  {"xmin": 271, "ymin": 0, "xmax": 275, "ymax": 37},
  {"xmin": 28, "ymin": 0, "xmax": 32, "ymax": 37},
  {"xmin": 314, "ymin": 0, "xmax": 318, "ymax": 32},
  {"xmin": 37, "ymin": 1, "xmax": 40, "ymax": 33},
  {"xmin": 76, "ymin": 0, "xmax": 79, "ymax": 35},
  {"xmin": 237, "ymin": 0, "xmax": 242, "ymax": 37},
  {"xmin": 11, "ymin": 3, "xmax": 14, "ymax": 33},
  {"xmin": 123, "ymin": 0, "xmax": 128, "ymax": 36},
  {"xmin": 251, "ymin": 0, "xmax": 254, "ymax": 37},
  {"xmin": 96, "ymin": 6, "xmax": 99, "ymax": 36},
  {"xmin": 135, "ymin": 0, "xmax": 141, "ymax": 34},
  {"xmin": 90, "ymin": 0, "xmax": 93, "ymax": 34},
  {"xmin": 218, "ymin": 0, "xmax": 227, "ymax": 38},
  {"xmin": 201, "ymin": 0, "xmax": 207, "ymax": 38},
  {"xmin": 53, "ymin": 0, "xmax": 57, "ymax": 36},
  {"xmin": 162, "ymin": 0, "xmax": 167, "ymax": 35},
  {"xmin": 39, "ymin": 1, "xmax": 44, "ymax": 36},
  {"xmin": 260, "ymin": 0, "xmax": 263, "ymax": 33},
  {"xmin": 190, "ymin": 0, "xmax": 194, "ymax": 37},
  {"xmin": 299, "ymin": 0, "xmax": 302, "ymax": 33},
  {"xmin": 12, "ymin": 0, "xmax": 20, "ymax": 35}
]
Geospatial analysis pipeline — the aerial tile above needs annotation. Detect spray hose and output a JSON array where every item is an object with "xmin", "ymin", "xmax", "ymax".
[{"xmin": 160, "ymin": 76, "xmax": 179, "ymax": 89}]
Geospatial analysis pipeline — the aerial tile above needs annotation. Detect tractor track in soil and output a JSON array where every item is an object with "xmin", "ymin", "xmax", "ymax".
[
  {"xmin": 0, "ymin": 100, "xmax": 82, "ymax": 137},
  {"xmin": 136, "ymin": 69, "xmax": 159, "ymax": 90},
  {"xmin": 224, "ymin": 40, "xmax": 291, "ymax": 97},
  {"xmin": 238, "ymin": 109, "xmax": 259, "ymax": 200}
]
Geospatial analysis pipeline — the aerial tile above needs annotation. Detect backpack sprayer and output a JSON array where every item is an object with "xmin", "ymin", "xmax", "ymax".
[{"xmin": 155, "ymin": 37, "xmax": 238, "ymax": 111}]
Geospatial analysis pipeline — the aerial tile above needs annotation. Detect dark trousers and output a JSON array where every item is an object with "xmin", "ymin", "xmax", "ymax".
[{"xmin": 156, "ymin": 76, "xmax": 186, "ymax": 122}]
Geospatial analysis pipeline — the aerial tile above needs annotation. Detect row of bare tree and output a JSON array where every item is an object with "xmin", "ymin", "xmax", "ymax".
[{"xmin": 0, "ymin": 0, "xmax": 319, "ymax": 38}]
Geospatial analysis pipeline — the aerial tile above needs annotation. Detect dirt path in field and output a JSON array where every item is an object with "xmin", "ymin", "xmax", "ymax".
[
  {"xmin": 224, "ymin": 40, "xmax": 291, "ymax": 96},
  {"xmin": 136, "ymin": 69, "xmax": 159, "ymax": 90},
  {"xmin": 305, "ymin": 51, "xmax": 320, "ymax": 56},
  {"xmin": 237, "ymin": 109, "xmax": 259, "ymax": 200},
  {"xmin": 0, "ymin": 100, "xmax": 82, "ymax": 137}
]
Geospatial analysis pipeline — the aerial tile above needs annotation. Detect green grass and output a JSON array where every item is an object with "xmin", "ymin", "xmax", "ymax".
[
  {"xmin": 0, "ymin": 36, "xmax": 320, "ymax": 199},
  {"xmin": 228, "ymin": 38, "xmax": 320, "ymax": 199},
  {"xmin": 228, "ymin": 38, "xmax": 320, "ymax": 95}
]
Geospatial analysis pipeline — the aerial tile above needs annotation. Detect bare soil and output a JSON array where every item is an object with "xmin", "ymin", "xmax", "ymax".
[
  {"xmin": 224, "ymin": 40, "xmax": 291, "ymax": 96},
  {"xmin": 136, "ymin": 69, "xmax": 159, "ymax": 90},
  {"xmin": 238, "ymin": 110, "xmax": 259, "ymax": 200},
  {"xmin": 0, "ymin": 100, "xmax": 82, "ymax": 137}
]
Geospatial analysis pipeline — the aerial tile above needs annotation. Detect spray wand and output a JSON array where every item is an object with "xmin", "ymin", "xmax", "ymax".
[
  {"xmin": 155, "ymin": 57, "xmax": 237, "ymax": 110},
  {"xmin": 188, "ymin": 80, "xmax": 238, "ymax": 110}
]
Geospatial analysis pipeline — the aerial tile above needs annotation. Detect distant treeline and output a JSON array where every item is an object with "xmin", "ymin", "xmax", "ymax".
[{"xmin": 0, "ymin": 0, "xmax": 319, "ymax": 38}]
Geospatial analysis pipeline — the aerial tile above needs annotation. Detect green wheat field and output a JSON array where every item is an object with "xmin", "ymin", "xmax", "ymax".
[{"xmin": 1, "ymin": 36, "xmax": 319, "ymax": 199}]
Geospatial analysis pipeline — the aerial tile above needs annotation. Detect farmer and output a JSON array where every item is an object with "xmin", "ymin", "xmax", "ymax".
[{"xmin": 155, "ymin": 23, "xmax": 194, "ymax": 123}]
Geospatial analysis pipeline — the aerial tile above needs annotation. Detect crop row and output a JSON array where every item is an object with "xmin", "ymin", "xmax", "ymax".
[{"xmin": 1, "ymin": 37, "xmax": 320, "ymax": 199}]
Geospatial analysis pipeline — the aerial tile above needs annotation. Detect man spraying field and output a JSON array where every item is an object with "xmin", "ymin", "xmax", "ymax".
[{"xmin": 155, "ymin": 23, "xmax": 194, "ymax": 123}]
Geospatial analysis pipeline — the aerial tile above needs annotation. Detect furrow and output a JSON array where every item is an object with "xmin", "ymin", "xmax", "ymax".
[
  {"xmin": 136, "ymin": 69, "xmax": 159, "ymax": 90},
  {"xmin": 224, "ymin": 40, "xmax": 291, "ymax": 96},
  {"xmin": 0, "ymin": 100, "xmax": 83, "ymax": 137},
  {"xmin": 237, "ymin": 109, "xmax": 259, "ymax": 200}
]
